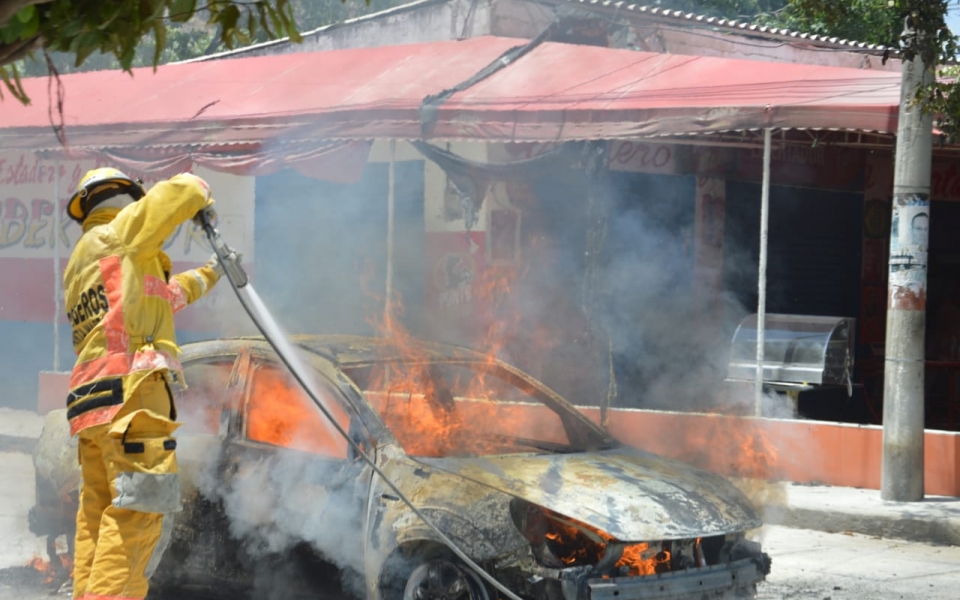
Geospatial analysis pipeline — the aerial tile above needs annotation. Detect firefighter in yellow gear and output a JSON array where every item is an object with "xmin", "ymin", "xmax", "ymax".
[{"xmin": 64, "ymin": 167, "xmax": 232, "ymax": 600}]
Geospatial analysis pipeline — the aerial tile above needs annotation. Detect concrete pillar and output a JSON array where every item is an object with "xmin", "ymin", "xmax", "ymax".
[{"xmin": 881, "ymin": 27, "xmax": 934, "ymax": 501}]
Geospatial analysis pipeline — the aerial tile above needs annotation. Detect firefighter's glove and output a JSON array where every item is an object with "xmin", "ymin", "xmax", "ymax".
[
  {"xmin": 192, "ymin": 205, "xmax": 218, "ymax": 229},
  {"xmin": 206, "ymin": 249, "xmax": 242, "ymax": 279}
]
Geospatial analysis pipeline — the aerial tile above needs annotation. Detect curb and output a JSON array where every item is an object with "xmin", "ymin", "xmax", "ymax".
[
  {"xmin": 761, "ymin": 502, "xmax": 960, "ymax": 546},
  {"xmin": 0, "ymin": 435, "xmax": 37, "ymax": 455}
]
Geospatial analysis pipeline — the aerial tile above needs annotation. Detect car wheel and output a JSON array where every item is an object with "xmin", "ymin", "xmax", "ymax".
[{"xmin": 402, "ymin": 558, "xmax": 490, "ymax": 600}]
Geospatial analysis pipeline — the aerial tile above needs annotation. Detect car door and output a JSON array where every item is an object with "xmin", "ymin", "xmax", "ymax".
[
  {"xmin": 217, "ymin": 348, "xmax": 374, "ymax": 587},
  {"xmin": 152, "ymin": 350, "xmax": 249, "ymax": 595}
]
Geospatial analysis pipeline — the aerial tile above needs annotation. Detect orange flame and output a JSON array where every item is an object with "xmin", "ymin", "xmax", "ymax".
[
  {"xmin": 27, "ymin": 554, "xmax": 73, "ymax": 584},
  {"xmin": 539, "ymin": 512, "xmax": 672, "ymax": 577},
  {"xmin": 543, "ymin": 521, "xmax": 604, "ymax": 566},
  {"xmin": 653, "ymin": 414, "xmax": 778, "ymax": 481},
  {"xmin": 246, "ymin": 366, "xmax": 350, "ymax": 457},
  {"xmin": 354, "ymin": 273, "xmax": 573, "ymax": 458},
  {"xmin": 615, "ymin": 543, "xmax": 671, "ymax": 576},
  {"xmin": 737, "ymin": 427, "xmax": 777, "ymax": 477}
]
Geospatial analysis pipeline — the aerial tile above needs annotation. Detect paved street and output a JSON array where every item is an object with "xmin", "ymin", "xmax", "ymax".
[
  {"xmin": 2, "ymin": 525, "xmax": 959, "ymax": 600},
  {"xmin": 0, "ymin": 452, "xmax": 51, "ymax": 570},
  {"xmin": 757, "ymin": 526, "xmax": 960, "ymax": 600}
]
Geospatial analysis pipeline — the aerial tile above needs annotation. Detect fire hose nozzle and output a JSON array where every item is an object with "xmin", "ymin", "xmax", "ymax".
[{"xmin": 197, "ymin": 210, "xmax": 249, "ymax": 288}]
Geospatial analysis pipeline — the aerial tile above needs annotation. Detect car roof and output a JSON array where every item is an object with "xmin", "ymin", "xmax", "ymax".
[{"xmin": 184, "ymin": 334, "xmax": 489, "ymax": 367}]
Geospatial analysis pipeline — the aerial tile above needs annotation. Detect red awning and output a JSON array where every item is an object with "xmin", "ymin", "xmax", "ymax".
[
  {"xmin": 43, "ymin": 140, "xmax": 374, "ymax": 183},
  {"xmin": 0, "ymin": 35, "xmax": 902, "ymax": 150}
]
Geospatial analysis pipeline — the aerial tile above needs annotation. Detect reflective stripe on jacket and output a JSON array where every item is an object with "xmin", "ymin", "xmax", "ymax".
[{"xmin": 64, "ymin": 174, "xmax": 220, "ymax": 435}]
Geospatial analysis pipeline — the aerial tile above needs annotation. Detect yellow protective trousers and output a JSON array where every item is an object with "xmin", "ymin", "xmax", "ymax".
[{"xmin": 73, "ymin": 373, "xmax": 181, "ymax": 600}]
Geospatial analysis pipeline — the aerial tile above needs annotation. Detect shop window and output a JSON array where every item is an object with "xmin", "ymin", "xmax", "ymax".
[{"xmin": 245, "ymin": 361, "xmax": 350, "ymax": 458}]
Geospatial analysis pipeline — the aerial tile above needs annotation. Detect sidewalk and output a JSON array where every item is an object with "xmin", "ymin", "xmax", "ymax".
[
  {"xmin": 1, "ymin": 407, "xmax": 957, "ymax": 546},
  {"xmin": 759, "ymin": 482, "xmax": 960, "ymax": 546},
  {"xmin": 0, "ymin": 409, "xmax": 41, "ymax": 457}
]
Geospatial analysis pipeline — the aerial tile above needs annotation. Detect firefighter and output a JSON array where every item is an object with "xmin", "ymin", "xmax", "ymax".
[{"xmin": 63, "ymin": 167, "xmax": 236, "ymax": 600}]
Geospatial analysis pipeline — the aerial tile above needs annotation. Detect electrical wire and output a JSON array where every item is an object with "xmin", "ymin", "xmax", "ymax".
[
  {"xmin": 200, "ymin": 220, "xmax": 526, "ymax": 600},
  {"xmin": 534, "ymin": 0, "xmax": 896, "ymax": 55}
]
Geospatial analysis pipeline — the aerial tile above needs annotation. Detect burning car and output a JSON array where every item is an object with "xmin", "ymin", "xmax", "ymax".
[{"xmin": 32, "ymin": 335, "xmax": 770, "ymax": 600}]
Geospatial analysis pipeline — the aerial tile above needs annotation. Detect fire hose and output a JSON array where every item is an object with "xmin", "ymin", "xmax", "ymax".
[{"xmin": 198, "ymin": 212, "xmax": 524, "ymax": 600}]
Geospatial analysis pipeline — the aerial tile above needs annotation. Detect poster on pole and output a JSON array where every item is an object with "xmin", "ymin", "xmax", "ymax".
[{"xmin": 888, "ymin": 193, "xmax": 929, "ymax": 310}]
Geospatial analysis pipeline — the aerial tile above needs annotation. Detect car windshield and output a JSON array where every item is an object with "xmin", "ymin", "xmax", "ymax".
[{"xmin": 342, "ymin": 360, "xmax": 610, "ymax": 458}]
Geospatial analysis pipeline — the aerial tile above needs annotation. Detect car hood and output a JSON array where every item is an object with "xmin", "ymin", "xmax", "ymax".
[{"xmin": 413, "ymin": 447, "xmax": 761, "ymax": 541}]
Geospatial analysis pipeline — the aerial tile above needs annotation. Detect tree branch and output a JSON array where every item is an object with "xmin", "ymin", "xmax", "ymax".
[
  {"xmin": 0, "ymin": 33, "xmax": 38, "ymax": 63},
  {"xmin": 0, "ymin": 0, "xmax": 51, "ymax": 28}
]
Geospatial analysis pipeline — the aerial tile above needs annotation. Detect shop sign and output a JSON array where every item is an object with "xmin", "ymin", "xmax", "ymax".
[
  {"xmin": 608, "ymin": 141, "xmax": 678, "ymax": 174},
  {"xmin": 736, "ymin": 145, "xmax": 863, "ymax": 191},
  {"xmin": 0, "ymin": 151, "xmax": 254, "ymax": 327},
  {"xmin": 931, "ymin": 161, "xmax": 960, "ymax": 201}
]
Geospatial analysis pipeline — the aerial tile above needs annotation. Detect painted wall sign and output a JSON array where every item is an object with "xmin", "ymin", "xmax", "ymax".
[
  {"xmin": 931, "ymin": 161, "xmax": 960, "ymax": 201},
  {"xmin": 0, "ymin": 151, "xmax": 255, "ymax": 326},
  {"xmin": 608, "ymin": 141, "xmax": 679, "ymax": 174},
  {"xmin": 423, "ymin": 231, "xmax": 486, "ymax": 344},
  {"xmin": 499, "ymin": 141, "xmax": 681, "ymax": 175},
  {"xmin": 736, "ymin": 145, "xmax": 865, "ymax": 191}
]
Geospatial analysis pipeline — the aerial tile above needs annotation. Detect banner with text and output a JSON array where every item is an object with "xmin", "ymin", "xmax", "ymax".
[{"xmin": 0, "ymin": 151, "xmax": 255, "ymax": 329}]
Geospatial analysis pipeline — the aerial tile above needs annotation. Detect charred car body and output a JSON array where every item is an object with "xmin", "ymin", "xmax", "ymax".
[{"xmin": 33, "ymin": 335, "xmax": 770, "ymax": 600}]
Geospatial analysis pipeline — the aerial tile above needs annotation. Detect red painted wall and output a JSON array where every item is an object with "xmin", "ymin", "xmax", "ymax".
[{"xmin": 577, "ymin": 407, "xmax": 960, "ymax": 497}]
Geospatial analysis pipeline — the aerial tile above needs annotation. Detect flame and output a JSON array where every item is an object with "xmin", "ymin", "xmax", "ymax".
[
  {"xmin": 246, "ymin": 366, "xmax": 350, "ymax": 457},
  {"xmin": 615, "ymin": 543, "xmax": 670, "ymax": 576},
  {"xmin": 473, "ymin": 265, "xmax": 521, "ymax": 359},
  {"xmin": 543, "ymin": 521, "xmax": 604, "ymax": 566},
  {"xmin": 651, "ymin": 414, "xmax": 779, "ymax": 481},
  {"xmin": 538, "ymin": 511, "xmax": 672, "ymax": 577},
  {"xmin": 370, "ymin": 390, "xmax": 475, "ymax": 457},
  {"xmin": 357, "ymin": 274, "xmax": 571, "ymax": 458},
  {"xmin": 27, "ymin": 554, "xmax": 73, "ymax": 584},
  {"xmin": 362, "ymin": 374, "xmax": 572, "ymax": 457},
  {"xmin": 362, "ymin": 290, "xmax": 500, "ymax": 457},
  {"xmin": 737, "ymin": 427, "xmax": 777, "ymax": 477}
]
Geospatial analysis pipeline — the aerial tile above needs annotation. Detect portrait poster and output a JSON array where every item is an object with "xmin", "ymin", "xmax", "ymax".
[{"xmin": 888, "ymin": 194, "xmax": 930, "ymax": 309}]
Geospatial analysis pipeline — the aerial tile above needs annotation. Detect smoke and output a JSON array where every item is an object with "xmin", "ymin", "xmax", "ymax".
[
  {"xmin": 471, "ymin": 165, "xmax": 751, "ymax": 414},
  {"xmin": 172, "ymin": 139, "xmax": 791, "ymax": 595},
  {"xmin": 188, "ymin": 416, "xmax": 368, "ymax": 598},
  {"xmin": 248, "ymin": 161, "xmax": 425, "ymax": 339},
  {"xmin": 222, "ymin": 140, "xmax": 769, "ymax": 415},
  {"xmin": 160, "ymin": 145, "xmax": 431, "ymax": 598}
]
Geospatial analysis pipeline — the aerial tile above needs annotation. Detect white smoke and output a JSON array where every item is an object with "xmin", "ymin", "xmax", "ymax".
[
  {"xmin": 191, "ymin": 432, "xmax": 368, "ymax": 598},
  {"xmin": 174, "ymin": 141, "xmax": 799, "ymax": 598}
]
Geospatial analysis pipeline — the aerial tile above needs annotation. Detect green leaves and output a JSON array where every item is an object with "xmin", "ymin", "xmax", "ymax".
[
  {"xmin": 205, "ymin": 1, "xmax": 302, "ymax": 49},
  {"xmin": 16, "ymin": 6, "xmax": 34, "ymax": 23},
  {"xmin": 213, "ymin": 4, "xmax": 244, "ymax": 48},
  {"xmin": 656, "ymin": 0, "xmax": 960, "ymax": 140},
  {"xmin": 0, "ymin": 0, "xmax": 321, "ymax": 104},
  {"xmin": 1, "ymin": 5, "xmax": 40, "ymax": 44},
  {"xmin": 168, "ymin": 0, "xmax": 196, "ymax": 23},
  {"xmin": 0, "ymin": 63, "xmax": 28, "ymax": 104},
  {"xmin": 152, "ymin": 17, "xmax": 165, "ymax": 67},
  {"xmin": 0, "ymin": 0, "xmax": 404, "ymax": 105}
]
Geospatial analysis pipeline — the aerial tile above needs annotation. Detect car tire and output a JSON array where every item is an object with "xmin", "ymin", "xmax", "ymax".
[{"xmin": 402, "ymin": 557, "xmax": 490, "ymax": 600}]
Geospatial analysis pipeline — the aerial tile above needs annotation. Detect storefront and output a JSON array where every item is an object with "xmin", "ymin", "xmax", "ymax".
[{"xmin": 8, "ymin": 33, "xmax": 955, "ymax": 432}]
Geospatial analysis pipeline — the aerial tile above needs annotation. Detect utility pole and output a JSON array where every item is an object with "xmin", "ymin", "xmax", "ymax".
[{"xmin": 881, "ymin": 16, "xmax": 934, "ymax": 502}]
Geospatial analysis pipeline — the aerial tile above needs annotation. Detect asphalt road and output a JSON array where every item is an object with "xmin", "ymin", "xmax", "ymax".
[
  {"xmin": 2, "ymin": 526, "xmax": 959, "ymax": 600},
  {"xmin": 756, "ymin": 526, "xmax": 960, "ymax": 600}
]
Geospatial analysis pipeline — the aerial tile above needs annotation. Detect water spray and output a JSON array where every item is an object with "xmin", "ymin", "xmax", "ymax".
[{"xmin": 197, "ymin": 211, "xmax": 524, "ymax": 600}]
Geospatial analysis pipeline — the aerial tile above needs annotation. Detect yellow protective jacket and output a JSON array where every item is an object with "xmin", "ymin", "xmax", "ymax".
[{"xmin": 64, "ymin": 174, "xmax": 220, "ymax": 436}]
